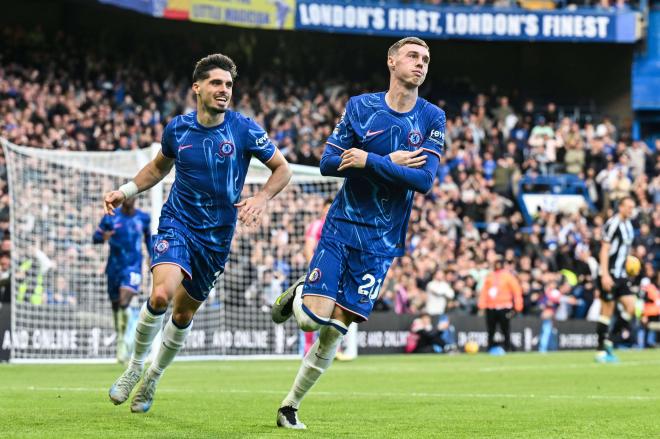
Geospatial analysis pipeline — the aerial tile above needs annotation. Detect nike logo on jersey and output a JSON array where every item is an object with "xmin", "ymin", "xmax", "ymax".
[
  {"xmin": 178, "ymin": 144, "xmax": 193, "ymax": 151},
  {"xmin": 365, "ymin": 129, "xmax": 385, "ymax": 137}
]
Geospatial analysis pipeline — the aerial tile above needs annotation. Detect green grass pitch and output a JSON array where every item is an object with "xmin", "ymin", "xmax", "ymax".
[{"xmin": 1, "ymin": 350, "xmax": 660, "ymax": 438}]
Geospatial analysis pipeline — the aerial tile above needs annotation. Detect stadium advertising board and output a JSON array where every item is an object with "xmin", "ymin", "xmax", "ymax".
[
  {"xmin": 296, "ymin": 0, "xmax": 641, "ymax": 43},
  {"xmin": 521, "ymin": 194, "xmax": 588, "ymax": 216},
  {"xmin": 188, "ymin": 0, "xmax": 295, "ymax": 30},
  {"xmin": 0, "ymin": 306, "xmax": 299, "ymax": 360},
  {"xmin": 101, "ymin": 0, "xmax": 296, "ymax": 30},
  {"xmin": 359, "ymin": 312, "xmax": 598, "ymax": 354}
]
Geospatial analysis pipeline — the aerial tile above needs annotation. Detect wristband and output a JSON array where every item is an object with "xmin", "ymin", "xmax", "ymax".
[{"xmin": 118, "ymin": 181, "xmax": 139, "ymax": 199}]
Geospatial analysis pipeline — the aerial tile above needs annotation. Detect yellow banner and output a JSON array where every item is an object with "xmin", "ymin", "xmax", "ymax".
[{"xmin": 189, "ymin": 0, "xmax": 295, "ymax": 30}]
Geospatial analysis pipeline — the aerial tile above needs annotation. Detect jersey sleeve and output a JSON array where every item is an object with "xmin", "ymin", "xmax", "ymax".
[
  {"xmin": 365, "ymin": 151, "xmax": 438, "ymax": 194},
  {"xmin": 161, "ymin": 118, "xmax": 176, "ymax": 159},
  {"xmin": 420, "ymin": 107, "xmax": 446, "ymax": 159},
  {"xmin": 319, "ymin": 98, "xmax": 364, "ymax": 178},
  {"xmin": 93, "ymin": 215, "xmax": 113, "ymax": 244},
  {"xmin": 325, "ymin": 97, "xmax": 358, "ymax": 152},
  {"xmin": 244, "ymin": 118, "xmax": 277, "ymax": 163}
]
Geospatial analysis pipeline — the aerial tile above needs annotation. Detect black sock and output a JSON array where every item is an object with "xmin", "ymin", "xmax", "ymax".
[{"xmin": 597, "ymin": 321, "xmax": 609, "ymax": 351}]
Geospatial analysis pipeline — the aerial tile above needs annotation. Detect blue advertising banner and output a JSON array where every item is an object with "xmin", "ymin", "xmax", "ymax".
[
  {"xmin": 99, "ymin": 0, "xmax": 159, "ymax": 15},
  {"xmin": 296, "ymin": 1, "xmax": 641, "ymax": 43}
]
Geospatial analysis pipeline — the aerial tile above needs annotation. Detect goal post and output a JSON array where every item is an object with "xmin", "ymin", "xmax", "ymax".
[{"xmin": 1, "ymin": 138, "xmax": 342, "ymax": 362}]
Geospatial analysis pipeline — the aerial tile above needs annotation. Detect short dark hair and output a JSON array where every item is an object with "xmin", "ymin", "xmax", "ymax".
[
  {"xmin": 387, "ymin": 37, "xmax": 429, "ymax": 58},
  {"xmin": 192, "ymin": 53, "xmax": 238, "ymax": 83},
  {"xmin": 618, "ymin": 195, "xmax": 636, "ymax": 207}
]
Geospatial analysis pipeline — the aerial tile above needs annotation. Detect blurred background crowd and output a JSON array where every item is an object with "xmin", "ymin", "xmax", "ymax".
[{"xmin": 0, "ymin": 24, "xmax": 658, "ymax": 341}]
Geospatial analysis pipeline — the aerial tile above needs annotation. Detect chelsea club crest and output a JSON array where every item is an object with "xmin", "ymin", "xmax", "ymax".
[
  {"xmin": 407, "ymin": 130, "xmax": 423, "ymax": 147},
  {"xmin": 219, "ymin": 141, "xmax": 235, "ymax": 156},
  {"xmin": 155, "ymin": 240, "xmax": 170, "ymax": 255}
]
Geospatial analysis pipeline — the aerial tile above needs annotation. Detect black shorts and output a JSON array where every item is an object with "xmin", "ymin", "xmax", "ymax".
[{"xmin": 598, "ymin": 276, "xmax": 633, "ymax": 302}]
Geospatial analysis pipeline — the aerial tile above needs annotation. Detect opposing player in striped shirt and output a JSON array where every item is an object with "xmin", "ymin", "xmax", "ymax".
[{"xmin": 596, "ymin": 196, "xmax": 636, "ymax": 363}]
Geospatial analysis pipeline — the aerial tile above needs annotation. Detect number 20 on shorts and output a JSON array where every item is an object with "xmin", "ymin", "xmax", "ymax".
[{"xmin": 357, "ymin": 274, "xmax": 383, "ymax": 301}]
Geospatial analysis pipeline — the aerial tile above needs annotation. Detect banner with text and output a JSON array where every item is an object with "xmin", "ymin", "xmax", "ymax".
[
  {"xmin": 358, "ymin": 312, "xmax": 598, "ymax": 354},
  {"xmin": 188, "ymin": 0, "xmax": 295, "ymax": 30},
  {"xmin": 101, "ymin": 0, "xmax": 296, "ymax": 30},
  {"xmin": 296, "ymin": 1, "xmax": 641, "ymax": 43}
]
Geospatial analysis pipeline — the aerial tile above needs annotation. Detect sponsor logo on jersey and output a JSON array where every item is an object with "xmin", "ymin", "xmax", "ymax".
[
  {"xmin": 154, "ymin": 240, "xmax": 170, "ymax": 255},
  {"xmin": 219, "ymin": 141, "xmax": 235, "ymax": 156},
  {"xmin": 178, "ymin": 144, "xmax": 193, "ymax": 152},
  {"xmin": 255, "ymin": 133, "xmax": 269, "ymax": 147},
  {"xmin": 429, "ymin": 129, "xmax": 445, "ymax": 145},
  {"xmin": 408, "ymin": 130, "xmax": 423, "ymax": 147},
  {"xmin": 308, "ymin": 268, "xmax": 322, "ymax": 284},
  {"xmin": 366, "ymin": 129, "xmax": 385, "ymax": 137}
]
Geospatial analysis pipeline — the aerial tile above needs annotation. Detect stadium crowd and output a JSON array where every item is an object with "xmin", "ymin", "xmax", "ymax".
[{"xmin": 0, "ymin": 26, "xmax": 658, "ymax": 340}]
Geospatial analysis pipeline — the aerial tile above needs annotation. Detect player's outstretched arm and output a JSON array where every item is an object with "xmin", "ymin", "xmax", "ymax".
[
  {"xmin": 235, "ymin": 149, "xmax": 291, "ymax": 227},
  {"xmin": 92, "ymin": 216, "xmax": 114, "ymax": 244},
  {"xmin": 103, "ymin": 151, "xmax": 175, "ymax": 215}
]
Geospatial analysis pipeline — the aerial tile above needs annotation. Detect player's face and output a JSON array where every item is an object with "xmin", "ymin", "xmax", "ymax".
[
  {"xmin": 194, "ymin": 68, "xmax": 233, "ymax": 114},
  {"xmin": 389, "ymin": 44, "xmax": 430, "ymax": 88},
  {"xmin": 619, "ymin": 198, "xmax": 635, "ymax": 219},
  {"xmin": 122, "ymin": 198, "xmax": 135, "ymax": 210}
]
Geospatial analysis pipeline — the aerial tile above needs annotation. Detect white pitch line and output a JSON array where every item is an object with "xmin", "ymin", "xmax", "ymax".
[
  {"xmin": 155, "ymin": 359, "xmax": 660, "ymax": 374},
  {"xmin": 17, "ymin": 386, "xmax": 660, "ymax": 401},
  {"xmin": 477, "ymin": 359, "xmax": 660, "ymax": 372}
]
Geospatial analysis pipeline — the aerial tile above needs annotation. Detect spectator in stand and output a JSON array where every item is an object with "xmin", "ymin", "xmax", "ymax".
[
  {"xmin": 405, "ymin": 313, "xmax": 456, "ymax": 354},
  {"xmin": 425, "ymin": 270, "xmax": 455, "ymax": 316}
]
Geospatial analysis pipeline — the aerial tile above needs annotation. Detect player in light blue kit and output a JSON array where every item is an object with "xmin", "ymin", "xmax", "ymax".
[
  {"xmin": 105, "ymin": 54, "xmax": 291, "ymax": 413},
  {"xmin": 272, "ymin": 37, "xmax": 445, "ymax": 429},
  {"xmin": 93, "ymin": 197, "xmax": 151, "ymax": 363}
]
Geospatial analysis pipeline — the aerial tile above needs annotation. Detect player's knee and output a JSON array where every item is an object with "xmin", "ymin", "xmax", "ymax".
[
  {"xmin": 302, "ymin": 296, "xmax": 334, "ymax": 319},
  {"xmin": 149, "ymin": 286, "xmax": 170, "ymax": 311},
  {"xmin": 298, "ymin": 314, "xmax": 322, "ymax": 332},
  {"xmin": 172, "ymin": 310, "xmax": 193, "ymax": 327},
  {"xmin": 296, "ymin": 304, "xmax": 327, "ymax": 332}
]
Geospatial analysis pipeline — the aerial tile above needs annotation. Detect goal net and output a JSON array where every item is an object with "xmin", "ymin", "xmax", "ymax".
[{"xmin": 1, "ymin": 138, "xmax": 341, "ymax": 362}]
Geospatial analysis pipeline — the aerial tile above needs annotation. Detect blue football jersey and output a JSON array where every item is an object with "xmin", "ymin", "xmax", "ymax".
[
  {"xmin": 321, "ymin": 92, "xmax": 445, "ymax": 257},
  {"xmin": 93, "ymin": 208, "xmax": 151, "ymax": 274},
  {"xmin": 160, "ymin": 111, "xmax": 276, "ymax": 251}
]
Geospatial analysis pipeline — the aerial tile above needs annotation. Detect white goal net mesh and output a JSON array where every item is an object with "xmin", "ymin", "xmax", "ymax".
[{"xmin": 2, "ymin": 139, "xmax": 341, "ymax": 361}]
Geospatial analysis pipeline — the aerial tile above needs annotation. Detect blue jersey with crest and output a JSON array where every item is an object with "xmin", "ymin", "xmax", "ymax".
[
  {"xmin": 321, "ymin": 92, "xmax": 445, "ymax": 257},
  {"xmin": 160, "ymin": 111, "xmax": 276, "ymax": 251},
  {"xmin": 93, "ymin": 208, "xmax": 151, "ymax": 275}
]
